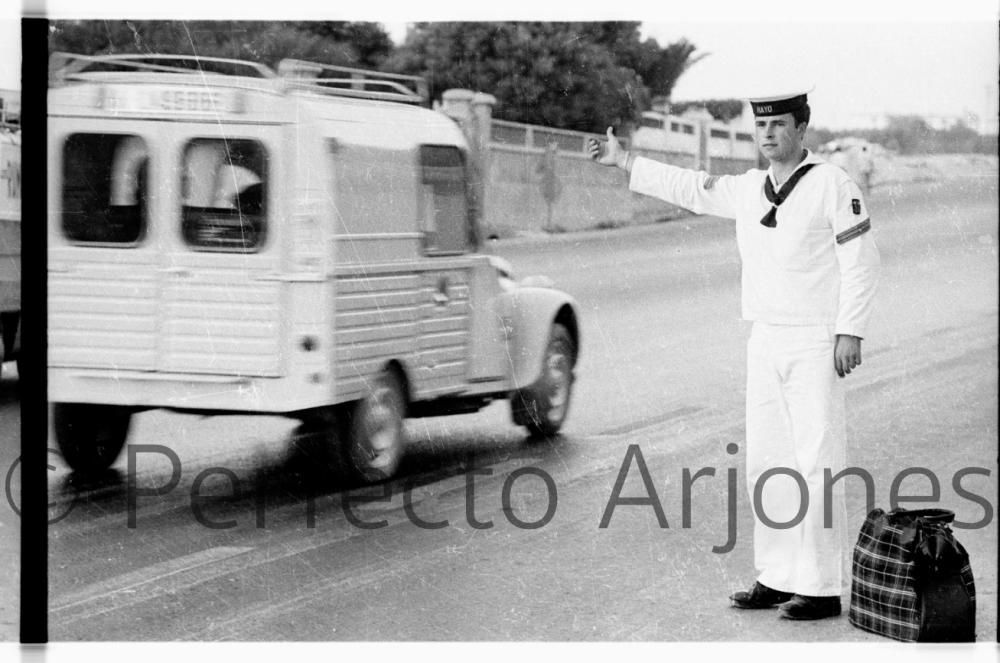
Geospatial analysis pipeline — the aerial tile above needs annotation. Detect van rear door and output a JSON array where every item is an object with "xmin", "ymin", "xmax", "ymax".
[
  {"xmin": 49, "ymin": 121, "xmax": 287, "ymax": 378},
  {"xmin": 159, "ymin": 128, "xmax": 284, "ymax": 376},
  {"xmin": 49, "ymin": 124, "xmax": 160, "ymax": 372}
]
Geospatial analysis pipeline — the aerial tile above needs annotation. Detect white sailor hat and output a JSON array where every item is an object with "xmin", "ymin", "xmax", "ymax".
[{"xmin": 748, "ymin": 86, "xmax": 814, "ymax": 117}]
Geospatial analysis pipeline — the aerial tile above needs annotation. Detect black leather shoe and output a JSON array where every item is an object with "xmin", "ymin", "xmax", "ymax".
[
  {"xmin": 729, "ymin": 582, "xmax": 794, "ymax": 609},
  {"xmin": 777, "ymin": 594, "xmax": 842, "ymax": 620}
]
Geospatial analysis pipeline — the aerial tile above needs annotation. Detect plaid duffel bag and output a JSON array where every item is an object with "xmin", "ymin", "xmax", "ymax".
[{"xmin": 849, "ymin": 507, "xmax": 976, "ymax": 642}]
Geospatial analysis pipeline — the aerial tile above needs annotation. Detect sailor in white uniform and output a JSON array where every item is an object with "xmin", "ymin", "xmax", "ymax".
[{"xmin": 588, "ymin": 89, "xmax": 880, "ymax": 620}]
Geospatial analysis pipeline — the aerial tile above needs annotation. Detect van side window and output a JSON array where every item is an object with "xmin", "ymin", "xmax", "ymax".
[
  {"xmin": 181, "ymin": 138, "xmax": 267, "ymax": 252},
  {"xmin": 62, "ymin": 134, "xmax": 148, "ymax": 245},
  {"xmin": 328, "ymin": 141, "xmax": 416, "ymax": 237},
  {"xmin": 419, "ymin": 145, "xmax": 470, "ymax": 255}
]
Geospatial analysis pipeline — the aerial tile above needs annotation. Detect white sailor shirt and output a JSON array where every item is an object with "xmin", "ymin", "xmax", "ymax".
[{"xmin": 629, "ymin": 150, "xmax": 880, "ymax": 338}]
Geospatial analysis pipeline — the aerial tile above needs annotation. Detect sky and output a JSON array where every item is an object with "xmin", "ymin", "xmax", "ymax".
[
  {"xmin": 6, "ymin": 0, "xmax": 999, "ymax": 131},
  {"xmin": 639, "ymin": 20, "xmax": 999, "ymax": 131},
  {"xmin": 0, "ymin": 19, "xmax": 18, "ymax": 94}
]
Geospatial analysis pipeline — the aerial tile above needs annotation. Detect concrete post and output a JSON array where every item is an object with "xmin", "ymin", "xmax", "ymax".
[
  {"xmin": 470, "ymin": 92, "xmax": 497, "ymax": 156},
  {"xmin": 470, "ymin": 93, "xmax": 496, "ymax": 233},
  {"xmin": 687, "ymin": 107, "xmax": 713, "ymax": 173},
  {"xmin": 439, "ymin": 89, "xmax": 496, "ymax": 235},
  {"xmin": 439, "ymin": 88, "xmax": 475, "ymax": 127},
  {"xmin": 469, "ymin": 93, "xmax": 496, "ymax": 231}
]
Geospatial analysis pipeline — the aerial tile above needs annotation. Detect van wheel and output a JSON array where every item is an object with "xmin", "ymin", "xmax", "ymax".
[
  {"xmin": 53, "ymin": 403, "xmax": 132, "ymax": 474},
  {"xmin": 512, "ymin": 323, "xmax": 576, "ymax": 437},
  {"xmin": 341, "ymin": 371, "xmax": 407, "ymax": 483}
]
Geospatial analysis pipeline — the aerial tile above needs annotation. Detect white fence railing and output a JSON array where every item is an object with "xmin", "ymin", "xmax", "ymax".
[
  {"xmin": 489, "ymin": 119, "xmax": 618, "ymax": 155},
  {"xmin": 489, "ymin": 112, "xmax": 757, "ymax": 164}
]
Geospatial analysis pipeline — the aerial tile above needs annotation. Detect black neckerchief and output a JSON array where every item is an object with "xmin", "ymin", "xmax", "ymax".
[{"xmin": 760, "ymin": 162, "xmax": 816, "ymax": 228}]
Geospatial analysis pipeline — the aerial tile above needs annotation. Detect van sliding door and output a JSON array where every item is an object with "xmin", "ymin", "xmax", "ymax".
[{"xmin": 417, "ymin": 145, "xmax": 474, "ymax": 395}]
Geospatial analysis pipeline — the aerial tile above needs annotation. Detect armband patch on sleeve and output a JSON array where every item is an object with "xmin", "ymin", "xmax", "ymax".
[
  {"xmin": 703, "ymin": 175, "xmax": 719, "ymax": 190},
  {"xmin": 851, "ymin": 198, "xmax": 862, "ymax": 215},
  {"xmin": 836, "ymin": 218, "xmax": 871, "ymax": 244}
]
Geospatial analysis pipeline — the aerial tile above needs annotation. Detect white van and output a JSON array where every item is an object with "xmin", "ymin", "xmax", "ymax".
[{"xmin": 48, "ymin": 54, "xmax": 580, "ymax": 482}]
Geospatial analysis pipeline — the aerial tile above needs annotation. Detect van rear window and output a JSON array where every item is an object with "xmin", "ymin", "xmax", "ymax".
[
  {"xmin": 419, "ymin": 145, "xmax": 470, "ymax": 255},
  {"xmin": 62, "ymin": 133, "xmax": 148, "ymax": 245},
  {"xmin": 181, "ymin": 138, "xmax": 268, "ymax": 252}
]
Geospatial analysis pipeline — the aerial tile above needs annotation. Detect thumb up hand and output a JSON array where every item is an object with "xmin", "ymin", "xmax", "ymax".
[{"xmin": 587, "ymin": 127, "xmax": 628, "ymax": 168}]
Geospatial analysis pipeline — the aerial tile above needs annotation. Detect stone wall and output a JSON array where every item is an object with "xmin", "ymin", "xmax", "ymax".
[
  {"xmin": 482, "ymin": 147, "xmax": 698, "ymax": 235},
  {"xmin": 436, "ymin": 90, "xmax": 757, "ymax": 237}
]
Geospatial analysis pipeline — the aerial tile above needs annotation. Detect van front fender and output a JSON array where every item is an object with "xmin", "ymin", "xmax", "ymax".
[{"xmin": 498, "ymin": 287, "xmax": 580, "ymax": 390}]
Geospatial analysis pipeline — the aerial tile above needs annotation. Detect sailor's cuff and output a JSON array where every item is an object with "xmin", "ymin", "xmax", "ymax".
[
  {"xmin": 623, "ymin": 151, "xmax": 636, "ymax": 175},
  {"xmin": 834, "ymin": 326, "xmax": 865, "ymax": 340}
]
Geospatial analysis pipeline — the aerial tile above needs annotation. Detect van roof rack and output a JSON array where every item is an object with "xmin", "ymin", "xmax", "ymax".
[
  {"xmin": 278, "ymin": 59, "xmax": 428, "ymax": 106},
  {"xmin": 48, "ymin": 53, "xmax": 430, "ymax": 107},
  {"xmin": 49, "ymin": 52, "xmax": 277, "ymax": 86}
]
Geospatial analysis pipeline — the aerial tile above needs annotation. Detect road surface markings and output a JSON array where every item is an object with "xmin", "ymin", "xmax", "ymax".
[
  {"xmin": 50, "ymin": 545, "xmax": 254, "ymax": 616},
  {"xmin": 598, "ymin": 406, "xmax": 704, "ymax": 436},
  {"xmin": 49, "ymin": 455, "xmax": 547, "ymax": 630}
]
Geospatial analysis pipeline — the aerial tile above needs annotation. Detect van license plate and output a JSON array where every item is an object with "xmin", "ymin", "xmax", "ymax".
[{"xmin": 103, "ymin": 86, "xmax": 241, "ymax": 115}]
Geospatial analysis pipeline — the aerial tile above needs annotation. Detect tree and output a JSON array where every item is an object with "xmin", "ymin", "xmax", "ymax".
[
  {"xmin": 385, "ymin": 22, "xmax": 702, "ymax": 133},
  {"xmin": 938, "ymin": 119, "xmax": 982, "ymax": 154},
  {"xmin": 671, "ymin": 99, "xmax": 745, "ymax": 123},
  {"xmin": 294, "ymin": 22, "xmax": 394, "ymax": 68},
  {"xmin": 384, "ymin": 22, "xmax": 637, "ymax": 132},
  {"xmin": 883, "ymin": 115, "xmax": 932, "ymax": 154},
  {"xmin": 48, "ymin": 20, "xmax": 392, "ymax": 71},
  {"xmin": 632, "ymin": 38, "xmax": 706, "ymax": 102},
  {"xmin": 567, "ymin": 24, "xmax": 704, "ymax": 102}
]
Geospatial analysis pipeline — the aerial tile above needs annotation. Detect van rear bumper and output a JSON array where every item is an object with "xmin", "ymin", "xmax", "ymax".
[{"xmin": 49, "ymin": 368, "xmax": 332, "ymax": 414}]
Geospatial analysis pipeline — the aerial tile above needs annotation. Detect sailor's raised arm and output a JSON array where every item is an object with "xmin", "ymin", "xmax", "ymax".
[{"xmin": 587, "ymin": 127, "xmax": 739, "ymax": 220}]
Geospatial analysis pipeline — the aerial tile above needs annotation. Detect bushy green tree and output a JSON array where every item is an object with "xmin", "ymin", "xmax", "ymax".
[
  {"xmin": 670, "ymin": 99, "xmax": 745, "ymax": 122},
  {"xmin": 385, "ymin": 22, "xmax": 703, "ymax": 133},
  {"xmin": 563, "ymin": 23, "xmax": 704, "ymax": 102},
  {"xmin": 294, "ymin": 22, "xmax": 394, "ymax": 68},
  {"xmin": 384, "ymin": 22, "xmax": 632, "ymax": 131},
  {"xmin": 882, "ymin": 115, "xmax": 933, "ymax": 154},
  {"xmin": 632, "ymin": 39, "xmax": 706, "ymax": 103},
  {"xmin": 48, "ymin": 20, "xmax": 390, "ymax": 71}
]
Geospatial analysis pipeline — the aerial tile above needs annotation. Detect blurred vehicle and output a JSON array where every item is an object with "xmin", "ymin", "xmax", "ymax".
[
  {"xmin": 0, "ymin": 111, "xmax": 19, "ymax": 380},
  {"xmin": 47, "ymin": 53, "xmax": 580, "ymax": 482},
  {"xmin": 821, "ymin": 137, "xmax": 878, "ymax": 197}
]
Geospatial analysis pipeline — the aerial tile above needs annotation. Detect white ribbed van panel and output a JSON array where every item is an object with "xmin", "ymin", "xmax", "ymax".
[
  {"xmin": 48, "ymin": 254, "xmax": 159, "ymax": 370},
  {"xmin": 160, "ymin": 270, "xmax": 282, "ymax": 376}
]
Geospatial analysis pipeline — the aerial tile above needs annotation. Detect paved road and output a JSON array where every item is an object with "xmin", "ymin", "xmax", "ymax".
[
  {"xmin": 13, "ymin": 176, "xmax": 998, "ymax": 641},
  {"xmin": 0, "ymin": 364, "xmax": 19, "ymax": 641}
]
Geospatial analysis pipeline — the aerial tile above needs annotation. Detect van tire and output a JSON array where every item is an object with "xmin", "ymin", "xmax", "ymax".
[
  {"xmin": 54, "ymin": 403, "xmax": 132, "ymax": 474},
  {"xmin": 340, "ymin": 370, "xmax": 407, "ymax": 483},
  {"xmin": 512, "ymin": 323, "xmax": 576, "ymax": 437}
]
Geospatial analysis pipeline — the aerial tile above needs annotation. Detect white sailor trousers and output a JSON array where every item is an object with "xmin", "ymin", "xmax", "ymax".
[{"xmin": 745, "ymin": 322, "xmax": 847, "ymax": 597}]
